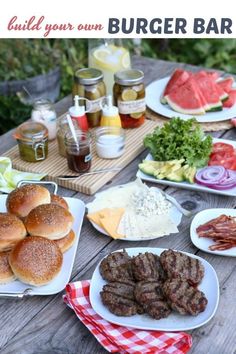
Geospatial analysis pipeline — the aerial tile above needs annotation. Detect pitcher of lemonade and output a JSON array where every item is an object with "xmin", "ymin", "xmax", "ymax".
[{"xmin": 88, "ymin": 39, "xmax": 131, "ymax": 95}]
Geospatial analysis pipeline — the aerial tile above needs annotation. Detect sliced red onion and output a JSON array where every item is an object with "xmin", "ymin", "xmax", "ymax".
[
  {"xmin": 195, "ymin": 166, "xmax": 236, "ymax": 190},
  {"xmin": 195, "ymin": 166, "xmax": 227, "ymax": 186}
]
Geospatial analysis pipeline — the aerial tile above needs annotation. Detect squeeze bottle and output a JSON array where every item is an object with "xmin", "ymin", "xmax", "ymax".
[
  {"xmin": 100, "ymin": 95, "xmax": 121, "ymax": 127},
  {"xmin": 69, "ymin": 95, "xmax": 90, "ymax": 131}
]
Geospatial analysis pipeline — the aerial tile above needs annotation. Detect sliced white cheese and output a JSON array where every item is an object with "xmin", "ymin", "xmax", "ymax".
[{"xmin": 118, "ymin": 209, "xmax": 178, "ymax": 239}]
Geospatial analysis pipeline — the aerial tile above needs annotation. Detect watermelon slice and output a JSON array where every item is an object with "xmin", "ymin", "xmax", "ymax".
[
  {"xmin": 165, "ymin": 78, "xmax": 206, "ymax": 115},
  {"xmin": 217, "ymin": 77, "xmax": 234, "ymax": 94},
  {"xmin": 223, "ymin": 89, "xmax": 236, "ymax": 108},
  {"xmin": 194, "ymin": 72, "xmax": 222, "ymax": 111},
  {"xmin": 206, "ymin": 71, "xmax": 220, "ymax": 81},
  {"xmin": 161, "ymin": 69, "xmax": 190, "ymax": 103}
]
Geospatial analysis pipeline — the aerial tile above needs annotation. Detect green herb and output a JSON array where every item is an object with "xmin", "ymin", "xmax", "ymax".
[{"xmin": 144, "ymin": 117, "xmax": 213, "ymax": 167}]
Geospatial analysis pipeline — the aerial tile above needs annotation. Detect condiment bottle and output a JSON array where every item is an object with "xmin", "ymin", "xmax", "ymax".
[
  {"xmin": 100, "ymin": 95, "xmax": 121, "ymax": 127},
  {"xmin": 31, "ymin": 99, "xmax": 57, "ymax": 140},
  {"xmin": 69, "ymin": 95, "xmax": 90, "ymax": 132}
]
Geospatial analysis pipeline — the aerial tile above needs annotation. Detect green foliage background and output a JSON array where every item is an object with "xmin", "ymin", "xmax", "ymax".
[{"xmin": 0, "ymin": 38, "xmax": 236, "ymax": 135}]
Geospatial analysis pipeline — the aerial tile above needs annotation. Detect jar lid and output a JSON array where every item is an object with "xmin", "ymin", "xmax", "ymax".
[
  {"xmin": 33, "ymin": 99, "xmax": 52, "ymax": 110},
  {"xmin": 14, "ymin": 121, "xmax": 48, "ymax": 142},
  {"xmin": 114, "ymin": 69, "xmax": 144, "ymax": 86},
  {"xmin": 74, "ymin": 68, "xmax": 104, "ymax": 85}
]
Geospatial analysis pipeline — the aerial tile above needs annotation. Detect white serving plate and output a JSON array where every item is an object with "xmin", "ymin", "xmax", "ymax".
[
  {"xmin": 137, "ymin": 137, "xmax": 236, "ymax": 197},
  {"xmin": 191, "ymin": 208, "xmax": 236, "ymax": 257},
  {"xmin": 87, "ymin": 186, "xmax": 182, "ymax": 241},
  {"xmin": 146, "ymin": 77, "xmax": 236, "ymax": 123},
  {"xmin": 90, "ymin": 247, "xmax": 219, "ymax": 331},
  {"xmin": 0, "ymin": 195, "xmax": 85, "ymax": 296}
]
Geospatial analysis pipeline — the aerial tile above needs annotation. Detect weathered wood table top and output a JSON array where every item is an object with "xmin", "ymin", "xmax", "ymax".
[{"xmin": 0, "ymin": 56, "xmax": 235, "ymax": 354}]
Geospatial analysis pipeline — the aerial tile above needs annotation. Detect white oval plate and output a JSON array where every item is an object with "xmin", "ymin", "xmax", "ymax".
[
  {"xmin": 87, "ymin": 187, "xmax": 182, "ymax": 241},
  {"xmin": 90, "ymin": 247, "xmax": 219, "ymax": 331},
  {"xmin": 146, "ymin": 77, "xmax": 236, "ymax": 123},
  {"xmin": 191, "ymin": 208, "xmax": 236, "ymax": 257}
]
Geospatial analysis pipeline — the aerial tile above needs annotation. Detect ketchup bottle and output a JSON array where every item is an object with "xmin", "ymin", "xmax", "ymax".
[{"xmin": 69, "ymin": 95, "xmax": 91, "ymax": 131}]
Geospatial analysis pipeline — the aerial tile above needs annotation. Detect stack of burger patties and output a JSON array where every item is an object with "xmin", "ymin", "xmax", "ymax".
[{"xmin": 0, "ymin": 184, "xmax": 75, "ymax": 287}]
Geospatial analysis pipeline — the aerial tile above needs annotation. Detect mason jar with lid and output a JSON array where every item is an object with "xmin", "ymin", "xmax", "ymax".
[
  {"xmin": 14, "ymin": 121, "xmax": 48, "ymax": 162},
  {"xmin": 73, "ymin": 68, "xmax": 106, "ymax": 128},
  {"xmin": 113, "ymin": 69, "xmax": 146, "ymax": 128},
  {"xmin": 56, "ymin": 115, "xmax": 69, "ymax": 157}
]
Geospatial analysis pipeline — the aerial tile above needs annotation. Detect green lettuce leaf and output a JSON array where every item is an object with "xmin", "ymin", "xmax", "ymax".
[{"xmin": 144, "ymin": 117, "xmax": 213, "ymax": 168}]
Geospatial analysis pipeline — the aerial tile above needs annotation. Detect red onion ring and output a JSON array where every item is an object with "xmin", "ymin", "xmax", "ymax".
[
  {"xmin": 195, "ymin": 166, "xmax": 227, "ymax": 185},
  {"xmin": 195, "ymin": 166, "xmax": 236, "ymax": 190}
]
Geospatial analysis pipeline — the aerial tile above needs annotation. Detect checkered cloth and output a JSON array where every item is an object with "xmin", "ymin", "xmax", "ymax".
[{"xmin": 63, "ymin": 280, "xmax": 192, "ymax": 354}]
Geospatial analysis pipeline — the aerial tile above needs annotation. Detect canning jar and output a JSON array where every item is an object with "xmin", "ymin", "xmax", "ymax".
[
  {"xmin": 65, "ymin": 130, "xmax": 92, "ymax": 173},
  {"xmin": 73, "ymin": 68, "xmax": 106, "ymax": 128},
  {"xmin": 113, "ymin": 69, "xmax": 146, "ymax": 128},
  {"xmin": 31, "ymin": 99, "xmax": 57, "ymax": 140},
  {"xmin": 14, "ymin": 122, "xmax": 48, "ymax": 162},
  {"xmin": 56, "ymin": 115, "xmax": 70, "ymax": 157},
  {"xmin": 95, "ymin": 126, "xmax": 125, "ymax": 159}
]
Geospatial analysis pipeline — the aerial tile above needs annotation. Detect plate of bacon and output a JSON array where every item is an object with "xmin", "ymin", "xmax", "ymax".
[{"xmin": 190, "ymin": 208, "xmax": 236, "ymax": 257}]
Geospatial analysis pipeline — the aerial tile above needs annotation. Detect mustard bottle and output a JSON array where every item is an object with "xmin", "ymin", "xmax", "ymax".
[{"xmin": 100, "ymin": 95, "xmax": 121, "ymax": 127}]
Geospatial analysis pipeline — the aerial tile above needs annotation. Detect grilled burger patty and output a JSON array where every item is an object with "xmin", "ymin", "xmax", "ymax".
[
  {"xmin": 132, "ymin": 252, "xmax": 166, "ymax": 282},
  {"xmin": 99, "ymin": 251, "xmax": 133, "ymax": 282},
  {"xmin": 160, "ymin": 249, "xmax": 204, "ymax": 285},
  {"xmin": 134, "ymin": 281, "xmax": 171, "ymax": 320},
  {"xmin": 100, "ymin": 280, "xmax": 143, "ymax": 316},
  {"xmin": 163, "ymin": 278, "xmax": 208, "ymax": 316}
]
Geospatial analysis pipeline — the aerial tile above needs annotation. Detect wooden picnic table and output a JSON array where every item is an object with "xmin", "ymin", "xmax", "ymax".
[{"xmin": 0, "ymin": 56, "xmax": 236, "ymax": 354}]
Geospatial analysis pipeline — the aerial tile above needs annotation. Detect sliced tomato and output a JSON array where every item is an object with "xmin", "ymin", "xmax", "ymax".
[
  {"xmin": 209, "ymin": 153, "xmax": 236, "ymax": 170},
  {"xmin": 212, "ymin": 142, "xmax": 234, "ymax": 155}
]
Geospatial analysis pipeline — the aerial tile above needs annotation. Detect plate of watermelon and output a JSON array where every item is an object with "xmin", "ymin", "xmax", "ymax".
[{"xmin": 146, "ymin": 69, "xmax": 236, "ymax": 123}]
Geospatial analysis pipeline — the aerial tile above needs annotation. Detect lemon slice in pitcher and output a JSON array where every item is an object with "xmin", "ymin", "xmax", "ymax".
[
  {"xmin": 121, "ymin": 51, "xmax": 131, "ymax": 69},
  {"xmin": 93, "ymin": 47, "xmax": 111, "ymax": 63}
]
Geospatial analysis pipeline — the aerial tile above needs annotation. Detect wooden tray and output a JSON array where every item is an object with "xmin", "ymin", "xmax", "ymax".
[{"xmin": 3, "ymin": 119, "xmax": 157, "ymax": 195}]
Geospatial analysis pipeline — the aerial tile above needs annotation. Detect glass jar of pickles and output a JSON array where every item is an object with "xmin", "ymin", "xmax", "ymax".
[
  {"xmin": 73, "ymin": 68, "xmax": 106, "ymax": 128},
  {"xmin": 113, "ymin": 69, "xmax": 146, "ymax": 128},
  {"xmin": 14, "ymin": 122, "xmax": 48, "ymax": 162}
]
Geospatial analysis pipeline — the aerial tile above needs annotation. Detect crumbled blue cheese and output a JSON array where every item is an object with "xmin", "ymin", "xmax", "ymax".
[{"xmin": 131, "ymin": 188, "xmax": 171, "ymax": 217}]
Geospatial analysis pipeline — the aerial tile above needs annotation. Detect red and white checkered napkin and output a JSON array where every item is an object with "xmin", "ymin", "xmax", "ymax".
[{"xmin": 63, "ymin": 280, "xmax": 192, "ymax": 354}]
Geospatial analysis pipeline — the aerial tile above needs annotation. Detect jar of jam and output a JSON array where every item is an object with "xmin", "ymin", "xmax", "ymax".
[
  {"xmin": 113, "ymin": 69, "xmax": 146, "ymax": 128},
  {"xmin": 64, "ymin": 130, "xmax": 92, "ymax": 173},
  {"xmin": 14, "ymin": 122, "xmax": 48, "ymax": 162},
  {"xmin": 73, "ymin": 68, "xmax": 106, "ymax": 128}
]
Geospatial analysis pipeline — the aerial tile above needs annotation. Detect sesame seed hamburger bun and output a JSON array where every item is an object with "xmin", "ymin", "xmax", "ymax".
[
  {"xmin": 25, "ymin": 203, "xmax": 74, "ymax": 240},
  {"xmin": 0, "ymin": 252, "xmax": 16, "ymax": 284},
  {"xmin": 9, "ymin": 236, "xmax": 63, "ymax": 287},
  {"xmin": 55, "ymin": 229, "xmax": 76, "ymax": 253},
  {"xmin": 6, "ymin": 184, "xmax": 51, "ymax": 219},
  {"xmin": 0, "ymin": 213, "xmax": 27, "ymax": 252},
  {"xmin": 50, "ymin": 194, "xmax": 69, "ymax": 210}
]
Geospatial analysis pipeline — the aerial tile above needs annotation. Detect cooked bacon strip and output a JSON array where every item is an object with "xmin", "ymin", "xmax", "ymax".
[{"xmin": 196, "ymin": 214, "xmax": 236, "ymax": 251}]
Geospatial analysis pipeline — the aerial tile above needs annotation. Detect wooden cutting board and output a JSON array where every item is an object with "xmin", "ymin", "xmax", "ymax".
[{"xmin": 3, "ymin": 119, "xmax": 158, "ymax": 195}]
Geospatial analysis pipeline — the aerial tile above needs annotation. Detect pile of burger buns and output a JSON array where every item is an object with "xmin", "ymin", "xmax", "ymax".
[{"xmin": 0, "ymin": 184, "xmax": 75, "ymax": 287}]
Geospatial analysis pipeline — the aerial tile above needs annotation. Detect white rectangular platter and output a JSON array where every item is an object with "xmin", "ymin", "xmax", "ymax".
[{"xmin": 137, "ymin": 137, "xmax": 236, "ymax": 197}]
